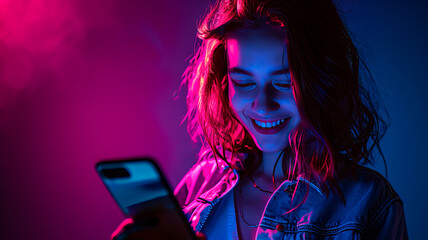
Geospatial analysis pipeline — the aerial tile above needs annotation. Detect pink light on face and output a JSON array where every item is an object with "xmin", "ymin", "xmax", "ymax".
[{"xmin": 226, "ymin": 30, "xmax": 301, "ymax": 153}]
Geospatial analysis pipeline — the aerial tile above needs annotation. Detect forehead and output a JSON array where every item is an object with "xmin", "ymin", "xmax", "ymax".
[{"xmin": 225, "ymin": 29, "xmax": 288, "ymax": 69}]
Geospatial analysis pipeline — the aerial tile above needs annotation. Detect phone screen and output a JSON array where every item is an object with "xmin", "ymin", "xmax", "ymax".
[{"xmin": 96, "ymin": 158, "xmax": 197, "ymax": 240}]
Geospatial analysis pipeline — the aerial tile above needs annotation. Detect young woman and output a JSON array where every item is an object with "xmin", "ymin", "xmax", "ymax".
[{"xmin": 113, "ymin": 0, "xmax": 408, "ymax": 239}]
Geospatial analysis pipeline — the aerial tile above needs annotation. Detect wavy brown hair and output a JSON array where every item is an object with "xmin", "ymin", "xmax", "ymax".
[{"xmin": 180, "ymin": 0, "xmax": 389, "ymax": 203}]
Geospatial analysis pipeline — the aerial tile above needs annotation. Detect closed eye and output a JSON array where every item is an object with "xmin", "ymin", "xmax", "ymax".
[
  {"xmin": 274, "ymin": 83, "xmax": 291, "ymax": 88},
  {"xmin": 231, "ymin": 80, "xmax": 256, "ymax": 88},
  {"xmin": 273, "ymin": 82, "xmax": 292, "ymax": 91},
  {"xmin": 273, "ymin": 72, "xmax": 292, "ymax": 90}
]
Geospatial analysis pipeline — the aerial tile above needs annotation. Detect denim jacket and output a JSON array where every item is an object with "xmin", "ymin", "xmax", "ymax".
[{"xmin": 174, "ymin": 158, "xmax": 408, "ymax": 239}]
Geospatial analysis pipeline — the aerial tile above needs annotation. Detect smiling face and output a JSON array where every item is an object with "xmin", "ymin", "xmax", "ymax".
[{"xmin": 226, "ymin": 29, "xmax": 301, "ymax": 153}]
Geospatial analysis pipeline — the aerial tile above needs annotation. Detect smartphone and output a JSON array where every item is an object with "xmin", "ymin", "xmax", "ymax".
[{"xmin": 96, "ymin": 157, "xmax": 198, "ymax": 240}]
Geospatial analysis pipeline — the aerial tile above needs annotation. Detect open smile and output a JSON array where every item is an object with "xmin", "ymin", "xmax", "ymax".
[{"xmin": 250, "ymin": 117, "xmax": 291, "ymax": 135}]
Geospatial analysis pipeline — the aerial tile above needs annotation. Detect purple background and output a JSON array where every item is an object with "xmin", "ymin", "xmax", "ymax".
[{"xmin": 0, "ymin": 0, "xmax": 426, "ymax": 239}]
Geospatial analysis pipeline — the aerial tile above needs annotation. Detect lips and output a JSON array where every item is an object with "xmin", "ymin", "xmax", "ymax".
[{"xmin": 251, "ymin": 117, "xmax": 291, "ymax": 135}]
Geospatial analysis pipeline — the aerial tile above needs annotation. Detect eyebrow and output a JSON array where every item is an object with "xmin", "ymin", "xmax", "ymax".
[{"xmin": 228, "ymin": 67, "xmax": 289, "ymax": 76}]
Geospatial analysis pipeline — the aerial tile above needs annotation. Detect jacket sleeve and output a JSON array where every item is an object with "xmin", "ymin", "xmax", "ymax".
[
  {"xmin": 173, "ymin": 163, "xmax": 198, "ymax": 208},
  {"xmin": 365, "ymin": 199, "xmax": 409, "ymax": 240}
]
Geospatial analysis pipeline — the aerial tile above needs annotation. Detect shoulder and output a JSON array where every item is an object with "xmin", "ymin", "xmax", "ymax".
[
  {"xmin": 173, "ymin": 158, "xmax": 235, "ymax": 207},
  {"xmin": 342, "ymin": 165, "xmax": 409, "ymax": 238},
  {"xmin": 341, "ymin": 165, "xmax": 400, "ymax": 202},
  {"xmin": 337, "ymin": 165, "xmax": 404, "ymax": 228}
]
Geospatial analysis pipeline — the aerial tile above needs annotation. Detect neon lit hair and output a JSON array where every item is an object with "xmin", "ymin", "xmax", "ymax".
[{"xmin": 180, "ymin": 0, "xmax": 388, "ymax": 202}]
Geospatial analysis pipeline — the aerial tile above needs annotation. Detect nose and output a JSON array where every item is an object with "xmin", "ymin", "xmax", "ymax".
[{"xmin": 251, "ymin": 85, "xmax": 279, "ymax": 115}]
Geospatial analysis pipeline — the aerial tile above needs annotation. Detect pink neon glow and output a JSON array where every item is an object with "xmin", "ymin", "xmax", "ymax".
[
  {"xmin": 0, "ymin": 1, "xmax": 199, "ymax": 239},
  {"xmin": 0, "ymin": 0, "xmax": 85, "ymax": 108},
  {"xmin": 111, "ymin": 218, "xmax": 134, "ymax": 239},
  {"xmin": 256, "ymin": 228, "xmax": 277, "ymax": 238},
  {"xmin": 297, "ymin": 211, "xmax": 312, "ymax": 225}
]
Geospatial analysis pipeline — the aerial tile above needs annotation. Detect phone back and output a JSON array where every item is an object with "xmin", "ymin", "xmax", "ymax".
[{"xmin": 96, "ymin": 158, "xmax": 197, "ymax": 240}]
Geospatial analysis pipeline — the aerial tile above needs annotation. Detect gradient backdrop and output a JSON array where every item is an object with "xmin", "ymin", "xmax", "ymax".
[{"xmin": 0, "ymin": 0, "xmax": 426, "ymax": 239}]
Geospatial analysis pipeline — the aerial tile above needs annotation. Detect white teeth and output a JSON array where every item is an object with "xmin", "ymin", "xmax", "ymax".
[{"xmin": 254, "ymin": 118, "xmax": 288, "ymax": 128}]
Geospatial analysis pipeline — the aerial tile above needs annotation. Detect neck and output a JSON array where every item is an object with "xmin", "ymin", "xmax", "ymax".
[{"xmin": 251, "ymin": 151, "xmax": 289, "ymax": 184}]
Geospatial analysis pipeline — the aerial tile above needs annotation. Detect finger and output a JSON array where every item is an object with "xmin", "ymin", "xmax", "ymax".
[
  {"xmin": 112, "ymin": 224, "xmax": 143, "ymax": 240},
  {"xmin": 111, "ymin": 218, "xmax": 134, "ymax": 240},
  {"xmin": 196, "ymin": 232, "xmax": 207, "ymax": 240}
]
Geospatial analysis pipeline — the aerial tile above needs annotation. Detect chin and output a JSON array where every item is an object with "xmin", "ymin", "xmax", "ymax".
[{"xmin": 255, "ymin": 141, "xmax": 289, "ymax": 153}]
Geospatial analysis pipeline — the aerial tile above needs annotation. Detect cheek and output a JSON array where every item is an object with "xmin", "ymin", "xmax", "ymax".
[
  {"xmin": 287, "ymin": 98, "xmax": 299, "ymax": 113},
  {"xmin": 229, "ymin": 87, "xmax": 252, "ymax": 114},
  {"xmin": 281, "ymin": 97, "xmax": 301, "ymax": 124},
  {"xmin": 289, "ymin": 94, "xmax": 300, "ymax": 116},
  {"xmin": 228, "ymin": 83, "xmax": 242, "ymax": 112},
  {"xmin": 278, "ymin": 92, "xmax": 298, "ymax": 111}
]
